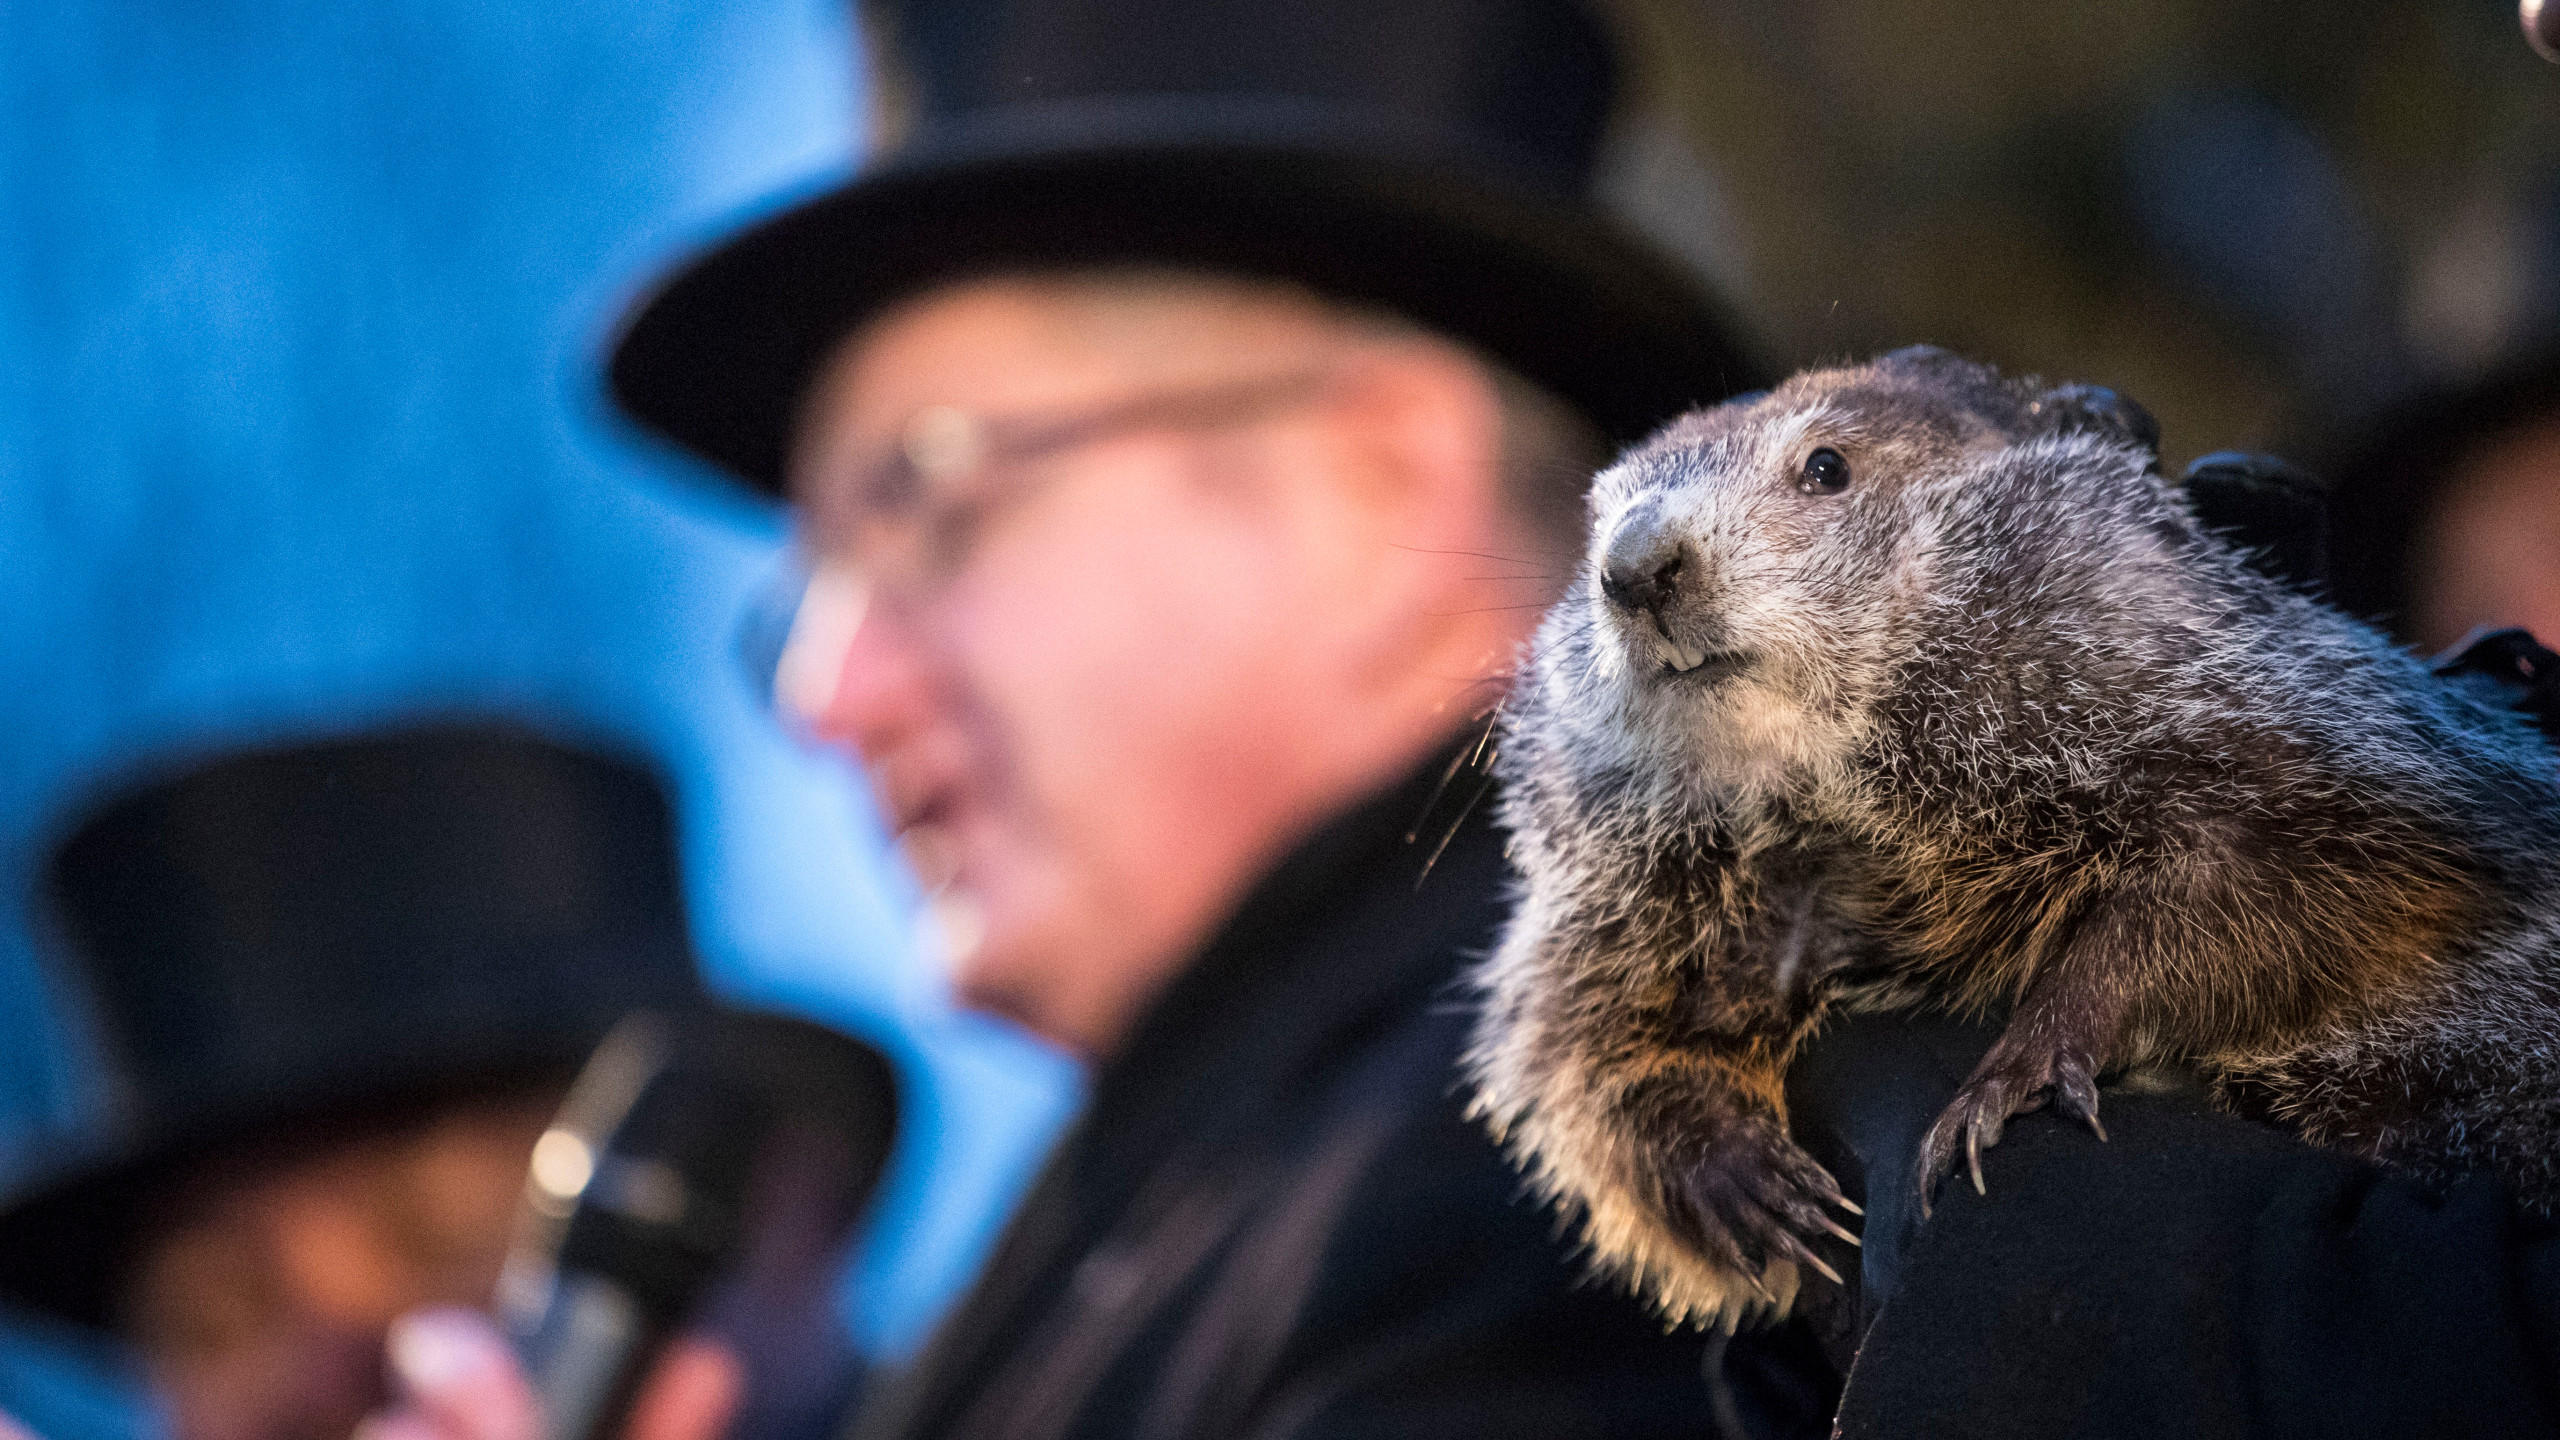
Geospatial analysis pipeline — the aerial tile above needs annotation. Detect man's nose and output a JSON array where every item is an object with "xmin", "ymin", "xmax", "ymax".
[
  {"xmin": 776, "ymin": 562, "xmax": 923, "ymax": 758},
  {"xmin": 1598, "ymin": 499, "xmax": 1689, "ymax": 621}
]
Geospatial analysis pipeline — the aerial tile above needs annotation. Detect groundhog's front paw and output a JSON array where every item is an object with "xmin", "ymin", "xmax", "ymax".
[
  {"xmin": 1916, "ymin": 1032, "xmax": 2106, "ymax": 1213},
  {"xmin": 1669, "ymin": 1120, "xmax": 1862, "ymax": 1292}
]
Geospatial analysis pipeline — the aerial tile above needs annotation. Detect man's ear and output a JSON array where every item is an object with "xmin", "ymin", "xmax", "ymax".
[
  {"xmin": 1324, "ymin": 341, "xmax": 1529, "ymax": 680},
  {"xmin": 2036, "ymin": 382, "xmax": 2161, "ymax": 458},
  {"xmin": 1330, "ymin": 341, "xmax": 1505, "ymax": 523}
]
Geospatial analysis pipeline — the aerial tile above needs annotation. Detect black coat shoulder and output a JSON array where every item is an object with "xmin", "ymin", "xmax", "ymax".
[{"xmin": 1802, "ymin": 1013, "xmax": 2560, "ymax": 1440}]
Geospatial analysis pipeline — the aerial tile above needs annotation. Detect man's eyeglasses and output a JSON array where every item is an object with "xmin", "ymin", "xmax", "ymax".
[
  {"xmin": 740, "ymin": 362, "xmax": 1345, "ymax": 713},
  {"xmin": 804, "ymin": 363, "xmax": 1340, "ymax": 600}
]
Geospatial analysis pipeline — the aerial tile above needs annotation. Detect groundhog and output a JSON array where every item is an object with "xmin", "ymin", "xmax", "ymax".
[{"xmin": 1465, "ymin": 345, "xmax": 2560, "ymax": 1328}]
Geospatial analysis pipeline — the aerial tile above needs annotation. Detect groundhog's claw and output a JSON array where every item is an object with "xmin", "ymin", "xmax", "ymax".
[
  {"xmin": 1672, "ymin": 1121, "xmax": 1859, "ymax": 1293},
  {"xmin": 2052, "ymin": 1058, "xmax": 2108, "ymax": 1141},
  {"xmin": 1916, "ymin": 1038, "xmax": 2106, "ymax": 1216}
]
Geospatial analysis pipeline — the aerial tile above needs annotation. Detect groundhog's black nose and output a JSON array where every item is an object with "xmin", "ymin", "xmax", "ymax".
[{"xmin": 1599, "ymin": 502, "xmax": 1687, "ymax": 621}]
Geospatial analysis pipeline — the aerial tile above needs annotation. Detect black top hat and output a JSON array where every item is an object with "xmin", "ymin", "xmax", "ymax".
[
  {"xmin": 607, "ymin": 0, "xmax": 1763, "ymax": 495},
  {"xmin": 0, "ymin": 721, "xmax": 705, "ymax": 1332}
]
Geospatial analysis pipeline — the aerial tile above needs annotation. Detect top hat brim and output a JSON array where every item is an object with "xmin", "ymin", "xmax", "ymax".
[
  {"xmin": 0, "ymin": 947, "xmax": 696, "ymax": 1334},
  {"xmin": 608, "ymin": 130, "xmax": 1766, "ymax": 494},
  {"xmin": 0, "ymin": 1062, "xmax": 582, "ymax": 1335}
]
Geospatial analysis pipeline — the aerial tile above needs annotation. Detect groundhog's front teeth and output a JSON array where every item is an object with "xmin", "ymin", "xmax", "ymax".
[{"xmin": 1655, "ymin": 642, "xmax": 1753, "ymax": 682}]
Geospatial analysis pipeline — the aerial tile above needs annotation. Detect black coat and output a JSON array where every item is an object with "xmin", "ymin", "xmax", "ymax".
[
  {"xmin": 1790, "ymin": 1011, "xmax": 2560, "ymax": 1439},
  {"xmin": 849, "ymin": 750, "xmax": 1840, "ymax": 1440}
]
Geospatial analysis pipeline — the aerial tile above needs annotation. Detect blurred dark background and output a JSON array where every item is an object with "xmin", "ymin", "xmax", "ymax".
[{"xmin": 1609, "ymin": 0, "xmax": 2560, "ymax": 468}]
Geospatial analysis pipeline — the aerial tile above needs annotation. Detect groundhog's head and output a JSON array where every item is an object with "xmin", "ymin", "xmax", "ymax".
[{"xmin": 1520, "ymin": 346, "xmax": 2164, "ymax": 800}]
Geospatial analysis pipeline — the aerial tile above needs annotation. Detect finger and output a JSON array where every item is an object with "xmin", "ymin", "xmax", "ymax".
[
  {"xmin": 1683, "ymin": 1163, "xmax": 1773, "ymax": 1274},
  {"xmin": 1679, "ymin": 1192, "xmax": 1766, "ymax": 1290},
  {"xmin": 382, "ymin": 1307, "xmax": 540, "ymax": 1440},
  {"xmin": 1914, "ymin": 1117, "xmax": 1958, "ymax": 1219},
  {"xmin": 1756, "ymin": 1213, "xmax": 1845, "ymax": 1287},
  {"xmin": 1754, "ymin": 1165, "xmax": 1860, "ymax": 1250},
  {"xmin": 1782, "ymin": 1236, "xmax": 1844, "ymax": 1287},
  {"xmin": 1710, "ymin": 1198, "xmax": 1773, "ymax": 1274},
  {"xmin": 2054, "ymin": 1062, "xmax": 2108, "ymax": 1141},
  {"xmin": 625, "ymin": 1336, "xmax": 747, "ymax": 1440}
]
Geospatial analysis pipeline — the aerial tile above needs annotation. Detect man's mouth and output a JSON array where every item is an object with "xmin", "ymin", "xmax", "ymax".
[
  {"xmin": 873, "ymin": 747, "xmax": 960, "ymax": 835},
  {"xmin": 873, "ymin": 755, "xmax": 970, "ymax": 886},
  {"xmin": 892, "ymin": 789, "xmax": 958, "ymax": 836},
  {"xmin": 897, "ymin": 819, "xmax": 962, "ymax": 890}
]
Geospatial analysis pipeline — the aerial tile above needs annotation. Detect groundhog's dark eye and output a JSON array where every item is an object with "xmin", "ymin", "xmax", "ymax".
[{"xmin": 1798, "ymin": 447, "xmax": 1850, "ymax": 495}]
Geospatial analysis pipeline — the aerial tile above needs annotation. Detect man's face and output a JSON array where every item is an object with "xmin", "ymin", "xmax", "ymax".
[
  {"xmin": 779, "ymin": 277, "xmax": 1505, "ymax": 1056},
  {"xmin": 129, "ymin": 1096, "xmax": 556, "ymax": 1440},
  {"xmin": 2411, "ymin": 418, "xmax": 2560, "ymax": 653}
]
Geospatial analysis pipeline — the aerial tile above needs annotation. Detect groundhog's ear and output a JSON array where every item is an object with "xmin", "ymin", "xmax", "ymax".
[
  {"xmin": 1876, "ymin": 344, "xmax": 1973, "ymax": 379},
  {"xmin": 2037, "ymin": 383, "xmax": 2160, "ymax": 456}
]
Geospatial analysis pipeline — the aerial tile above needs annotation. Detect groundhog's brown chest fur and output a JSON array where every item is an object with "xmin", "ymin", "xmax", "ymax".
[{"xmin": 1464, "ymin": 346, "xmax": 2560, "ymax": 1328}]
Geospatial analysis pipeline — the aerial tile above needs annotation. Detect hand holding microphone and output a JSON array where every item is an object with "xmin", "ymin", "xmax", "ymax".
[{"xmin": 362, "ymin": 1008, "xmax": 898, "ymax": 1440}]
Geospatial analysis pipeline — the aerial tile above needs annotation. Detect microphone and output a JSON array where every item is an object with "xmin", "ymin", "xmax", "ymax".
[{"xmin": 494, "ymin": 1009, "xmax": 899, "ymax": 1440}]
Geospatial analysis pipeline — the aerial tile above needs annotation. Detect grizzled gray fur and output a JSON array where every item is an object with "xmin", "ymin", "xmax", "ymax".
[{"xmin": 1467, "ymin": 345, "xmax": 2560, "ymax": 1328}]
